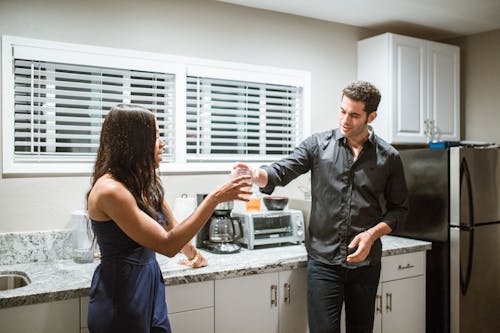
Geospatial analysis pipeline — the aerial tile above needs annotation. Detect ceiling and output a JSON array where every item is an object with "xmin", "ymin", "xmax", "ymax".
[{"xmin": 217, "ymin": 0, "xmax": 500, "ymax": 40}]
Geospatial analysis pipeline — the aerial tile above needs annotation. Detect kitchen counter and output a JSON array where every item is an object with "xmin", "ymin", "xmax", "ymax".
[{"xmin": 0, "ymin": 235, "xmax": 431, "ymax": 308}]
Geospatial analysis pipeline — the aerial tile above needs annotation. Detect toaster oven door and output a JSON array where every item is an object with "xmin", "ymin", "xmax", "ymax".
[{"xmin": 252, "ymin": 215, "xmax": 294, "ymax": 239}]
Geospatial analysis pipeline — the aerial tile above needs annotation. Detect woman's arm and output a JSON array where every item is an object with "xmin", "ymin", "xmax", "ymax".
[
  {"xmin": 88, "ymin": 174, "xmax": 250, "ymax": 258},
  {"xmin": 162, "ymin": 199, "xmax": 207, "ymax": 267}
]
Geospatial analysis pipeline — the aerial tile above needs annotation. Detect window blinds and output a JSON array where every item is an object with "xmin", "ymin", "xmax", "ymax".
[
  {"xmin": 13, "ymin": 59, "xmax": 175, "ymax": 162},
  {"xmin": 186, "ymin": 76, "xmax": 303, "ymax": 161}
]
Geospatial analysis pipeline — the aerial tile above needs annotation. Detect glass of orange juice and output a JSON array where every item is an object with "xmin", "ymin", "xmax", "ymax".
[
  {"xmin": 232, "ymin": 167, "xmax": 261, "ymax": 211},
  {"xmin": 245, "ymin": 185, "xmax": 261, "ymax": 212}
]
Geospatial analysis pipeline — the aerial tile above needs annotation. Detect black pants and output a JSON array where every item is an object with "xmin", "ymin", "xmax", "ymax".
[{"xmin": 307, "ymin": 258, "xmax": 381, "ymax": 333}]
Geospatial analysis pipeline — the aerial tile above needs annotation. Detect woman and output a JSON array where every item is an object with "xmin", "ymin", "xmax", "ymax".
[{"xmin": 86, "ymin": 104, "xmax": 250, "ymax": 333}]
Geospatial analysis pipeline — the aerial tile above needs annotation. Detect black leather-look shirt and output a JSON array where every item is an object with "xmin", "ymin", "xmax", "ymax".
[{"xmin": 260, "ymin": 128, "xmax": 408, "ymax": 268}]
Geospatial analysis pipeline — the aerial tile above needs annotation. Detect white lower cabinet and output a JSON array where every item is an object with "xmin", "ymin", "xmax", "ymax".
[
  {"xmin": 80, "ymin": 281, "xmax": 214, "ymax": 333},
  {"xmin": 80, "ymin": 297, "xmax": 89, "ymax": 333},
  {"xmin": 341, "ymin": 251, "xmax": 426, "ymax": 333},
  {"xmin": 375, "ymin": 251, "xmax": 426, "ymax": 333},
  {"xmin": 278, "ymin": 269, "xmax": 309, "ymax": 333},
  {"xmin": 0, "ymin": 298, "xmax": 80, "ymax": 333},
  {"xmin": 216, "ymin": 271, "xmax": 278, "ymax": 333},
  {"xmin": 377, "ymin": 275, "xmax": 426, "ymax": 333},
  {"xmin": 166, "ymin": 280, "xmax": 214, "ymax": 333},
  {"xmin": 214, "ymin": 268, "xmax": 308, "ymax": 333}
]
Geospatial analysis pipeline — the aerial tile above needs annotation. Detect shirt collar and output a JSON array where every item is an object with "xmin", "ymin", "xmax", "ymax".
[
  {"xmin": 322, "ymin": 126, "xmax": 375, "ymax": 150},
  {"xmin": 366, "ymin": 125, "xmax": 375, "ymax": 145},
  {"xmin": 335, "ymin": 125, "xmax": 375, "ymax": 148}
]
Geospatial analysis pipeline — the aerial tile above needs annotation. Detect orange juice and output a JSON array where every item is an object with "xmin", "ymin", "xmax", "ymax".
[{"xmin": 246, "ymin": 197, "xmax": 261, "ymax": 212}]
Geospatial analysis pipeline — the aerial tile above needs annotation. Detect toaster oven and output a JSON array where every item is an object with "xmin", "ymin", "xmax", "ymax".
[{"xmin": 230, "ymin": 209, "xmax": 305, "ymax": 249}]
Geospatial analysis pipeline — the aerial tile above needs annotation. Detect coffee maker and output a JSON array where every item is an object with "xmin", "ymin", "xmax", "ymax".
[{"xmin": 196, "ymin": 194, "xmax": 243, "ymax": 254}]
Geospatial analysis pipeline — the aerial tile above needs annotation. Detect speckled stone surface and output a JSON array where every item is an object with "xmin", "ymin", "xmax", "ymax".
[
  {"xmin": 0, "ymin": 235, "xmax": 431, "ymax": 309},
  {"xmin": 0, "ymin": 230, "xmax": 73, "ymax": 265}
]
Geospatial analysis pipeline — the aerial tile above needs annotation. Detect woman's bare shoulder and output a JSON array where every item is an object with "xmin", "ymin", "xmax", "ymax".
[
  {"xmin": 94, "ymin": 174, "xmax": 125, "ymax": 191},
  {"xmin": 88, "ymin": 174, "xmax": 134, "ymax": 220},
  {"xmin": 93, "ymin": 174, "xmax": 125, "ymax": 193}
]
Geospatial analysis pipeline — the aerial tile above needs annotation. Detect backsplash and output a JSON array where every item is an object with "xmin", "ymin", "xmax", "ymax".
[{"xmin": 0, "ymin": 230, "xmax": 73, "ymax": 265}]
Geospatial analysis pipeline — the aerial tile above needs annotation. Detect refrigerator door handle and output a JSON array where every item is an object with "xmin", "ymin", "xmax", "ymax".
[
  {"xmin": 460, "ymin": 157, "xmax": 475, "ymax": 228},
  {"xmin": 460, "ymin": 229, "xmax": 474, "ymax": 295},
  {"xmin": 459, "ymin": 157, "xmax": 475, "ymax": 295}
]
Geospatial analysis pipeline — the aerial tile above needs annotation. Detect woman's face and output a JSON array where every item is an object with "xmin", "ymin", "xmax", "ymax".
[{"xmin": 154, "ymin": 121, "xmax": 165, "ymax": 167}]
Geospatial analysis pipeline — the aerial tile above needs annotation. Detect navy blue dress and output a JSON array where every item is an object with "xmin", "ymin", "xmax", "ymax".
[{"xmin": 88, "ymin": 214, "xmax": 171, "ymax": 333}]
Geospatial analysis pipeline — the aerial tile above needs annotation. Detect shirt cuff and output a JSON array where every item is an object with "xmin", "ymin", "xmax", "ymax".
[{"xmin": 259, "ymin": 165, "xmax": 277, "ymax": 195}]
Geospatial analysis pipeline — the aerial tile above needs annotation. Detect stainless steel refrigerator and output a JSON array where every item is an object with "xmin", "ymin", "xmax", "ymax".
[{"xmin": 395, "ymin": 147, "xmax": 500, "ymax": 333}]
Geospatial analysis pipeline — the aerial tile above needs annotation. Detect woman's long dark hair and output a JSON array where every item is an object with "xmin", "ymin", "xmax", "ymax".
[{"xmin": 87, "ymin": 104, "xmax": 164, "ymax": 219}]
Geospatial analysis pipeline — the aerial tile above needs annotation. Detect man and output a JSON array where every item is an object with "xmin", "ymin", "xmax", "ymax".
[{"xmin": 234, "ymin": 81, "xmax": 408, "ymax": 333}]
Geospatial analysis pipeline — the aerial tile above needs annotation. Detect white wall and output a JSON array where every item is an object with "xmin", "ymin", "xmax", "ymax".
[
  {"xmin": 449, "ymin": 29, "xmax": 500, "ymax": 144},
  {"xmin": 0, "ymin": 0, "xmax": 369, "ymax": 232}
]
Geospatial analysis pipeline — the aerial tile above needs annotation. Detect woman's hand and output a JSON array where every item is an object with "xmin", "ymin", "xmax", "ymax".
[
  {"xmin": 178, "ymin": 250, "xmax": 208, "ymax": 268},
  {"xmin": 211, "ymin": 173, "xmax": 253, "ymax": 203}
]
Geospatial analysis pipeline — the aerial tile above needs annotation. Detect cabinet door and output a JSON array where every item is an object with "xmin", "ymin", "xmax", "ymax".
[
  {"xmin": 359, "ymin": 33, "xmax": 460, "ymax": 144},
  {"xmin": 278, "ymin": 268, "xmax": 308, "ymax": 333},
  {"xmin": 81, "ymin": 296, "xmax": 89, "ymax": 331},
  {"xmin": 381, "ymin": 275, "xmax": 426, "ymax": 333},
  {"xmin": 215, "ymin": 272, "xmax": 279, "ymax": 333},
  {"xmin": 427, "ymin": 42, "xmax": 460, "ymax": 142},
  {"xmin": 166, "ymin": 281, "xmax": 214, "ymax": 333},
  {"xmin": 166, "ymin": 280, "xmax": 214, "ymax": 313},
  {"xmin": 390, "ymin": 34, "xmax": 428, "ymax": 143},
  {"xmin": 0, "ymin": 299, "xmax": 80, "ymax": 333},
  {"xmin": 169, "ymin": 307, "xmax": 214, "ymax": 333}
]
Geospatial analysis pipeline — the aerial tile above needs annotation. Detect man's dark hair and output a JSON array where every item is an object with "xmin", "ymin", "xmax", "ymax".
[{"xmin": 342, "ymin": 81, "xmax": 381, "ymax": 114}]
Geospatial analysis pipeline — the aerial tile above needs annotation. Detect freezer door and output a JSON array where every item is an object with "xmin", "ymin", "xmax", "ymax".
[
  {"xmin": 450, "ymin": 225, "xmax": 500, "ymax": 333},
  {"xmin": 450, "ymin": 147, "xmax": 500, "ymax": 227},
  {"xmin": 398, "ymin": 148, "xmax": 449, "ymax": 241}
]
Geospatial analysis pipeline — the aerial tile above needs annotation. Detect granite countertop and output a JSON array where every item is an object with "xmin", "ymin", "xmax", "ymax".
[{"xmin": 0, "ymin": 235, "xmax": 431, "ymax": 309}]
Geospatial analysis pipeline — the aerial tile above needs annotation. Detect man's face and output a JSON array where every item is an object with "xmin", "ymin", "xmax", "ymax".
[{"xmin": 339, "ymin": 95, "xmax": 376, "ymax": 140}]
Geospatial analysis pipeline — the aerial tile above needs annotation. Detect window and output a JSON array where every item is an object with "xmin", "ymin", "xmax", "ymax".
[
  {"xmin": 12, "ymin": 60, "xmax": 175, "ymax": 162},
  {"xmin": 2, "ymin": 36, "xmax": 181, "ymax": 174},
  {"xmin": 2, "ymin": 36, "xmax": 310, "ymax": 175},
  {"xmin": 186, "ymin": 76, "xmax": 303, "ymax": 162}
]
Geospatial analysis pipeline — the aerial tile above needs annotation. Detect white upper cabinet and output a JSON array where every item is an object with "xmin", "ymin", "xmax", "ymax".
[{"xmin": 358, "ymin": 33, "xmax": 460, "ymax": 144}]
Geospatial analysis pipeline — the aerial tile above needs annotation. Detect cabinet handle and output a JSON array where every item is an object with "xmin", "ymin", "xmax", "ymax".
[
  {"xmin": 398, "ymin": 263, "xmax": 415, "ymax": 270},
  {"xmin": 376, "ymin": 294, "xmax": 382, "ymax": 313},
  {"xmin": 283, "ymin": 283, "xmax": 291, "ymax": 304},
  {"xmin": 386, "ymin": 292, "xmax": 392, "ymax": 312},
  {"xmin": 270, "ymin": 284, "xmax": 278, "ymax": 307}
]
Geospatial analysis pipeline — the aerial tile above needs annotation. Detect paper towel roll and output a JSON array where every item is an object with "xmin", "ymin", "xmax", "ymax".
[{"xmin": 173, "ymin": 194, "xmax": 196, "ymax": 222}]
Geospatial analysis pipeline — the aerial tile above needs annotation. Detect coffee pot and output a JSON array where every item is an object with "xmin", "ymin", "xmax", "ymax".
[
  {"xmin": 206, "ymin": 210, "xmax": 243, "ymax": 254},
  {"xmin": 195, "ymin": 195, "xmax": 243, "ymax": 254}
]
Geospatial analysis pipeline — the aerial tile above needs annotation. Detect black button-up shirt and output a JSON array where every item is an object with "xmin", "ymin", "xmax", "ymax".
[{"xmin": 260, "ymin": 128, "xmax": 408, "ymax": 268}]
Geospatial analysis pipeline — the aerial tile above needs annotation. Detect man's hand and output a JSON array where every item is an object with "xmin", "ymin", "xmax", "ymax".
[
  {"xmin": 231, "ymin": 162, "xmax": 268, "ymax": 188},
  {"xmin": 346, "ymin": 231, "xmax": 374, "ymax": 263}
]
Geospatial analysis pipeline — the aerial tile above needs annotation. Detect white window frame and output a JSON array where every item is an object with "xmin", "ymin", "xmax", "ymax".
[
  {"xmin": 2, "ymin": 36, "xmax": 310, "ymax": 175},
  {"xmin": 177, "ymin": 62, "xmax": 310, "ymax": 172}
]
